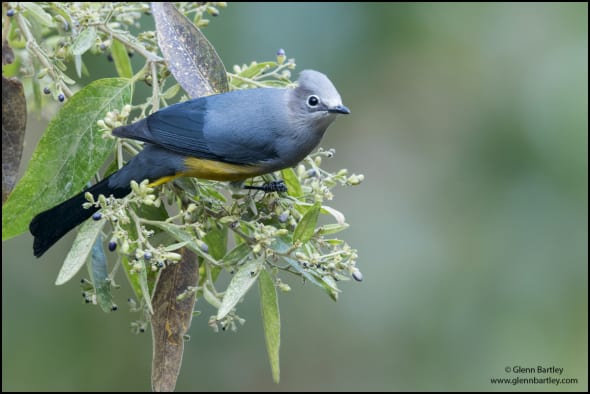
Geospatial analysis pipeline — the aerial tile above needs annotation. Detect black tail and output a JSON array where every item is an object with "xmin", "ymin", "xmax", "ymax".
[{"xmin": 29, "ymin": 176, "xmax": 130, "ymax": 257}]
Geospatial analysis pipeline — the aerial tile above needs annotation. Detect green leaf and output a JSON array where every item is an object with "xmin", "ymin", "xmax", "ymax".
[
  {"xmin": 138, "ymin": 260, "xmax": 154, "ymax": 314},
  {"xmin": 74, "ymin": 54, "xmax": 83, "ymax": 78},
  {"xmin": 203, "ymin": 284, "xmax": 221, "ymax": 308},
  {"xmin": 71, "ymin": 27, "xmax": 97, "ymax": 56},
  {"xmin": 200, "ymin": 221, "xmax": 227, "ymax": 286},
  {"xmin": 152, "ymin": 2, "xmax": 228, "ymax": 97},
  {"xmin": 316, "ymin": 223, "xmax": 349, "ymax": 236},
  {"xmin": 239, "ymin": 61, "xmax": 276, "ymax": 79},
  {"xmin": 22, "ymin": 3, "xmax": 54, "ymax": 28},
  {"xmin": 259, "ymin": 269, "xmax": 280, "ymax": 383},
  {"xmin": 217, "ymin": 258, "xmax": 262, "ymax": 320},
  {"xmin": 121, "ymin": 255, "xmax": 143, "ymax": 304},
  {"xmin": 163, "ymin": 241, "xmax": 189, "ymax": 251},
  {"xmin": 198, "ymin": 184, "xmax": 227, "ymax": 202},
  {"xmin": 55, "ymin": 217, "xmax": 105, "ymax": 285},
  {"xmin": 321, "ymin": 205, "xmax": 346, "ymax": 225},
  {"xmin": 72, "ymin": 27, "xmax": 95, "ymax": 79},
  {"xmin": 2, "ymin": 78, "xmax": 132, "ymax": 240},
  {"xmin": 111, "ymin": 39, "xmax": 133, "ymax": 79},
  {"xmin": 280, "ymin": 168, "xmax": 303, "ymax": 198},
  {"xmin": 203, "ymin": 222, "xmax": 227, "ymax": 260},
  {"xmin": 32, "ymin": 72, "xmax": 42, "ymax": 112},
  {"xmin": 321, "ymin": 275, "xmax": 341, "ymax": 302},
  {"xmin": 89, "ymin": 234, "xmax": 114, "ymax": 313},
  {"xmin": 221, "ymin": 242, "xmax": 251, "ymax": 266},
  {"xmin": 293, "ymin": 202, "xmax": 321, "ymax": 243},
  {"xmin": 143, "ymin": 220, "xmax": 219, "ymax": 266}
]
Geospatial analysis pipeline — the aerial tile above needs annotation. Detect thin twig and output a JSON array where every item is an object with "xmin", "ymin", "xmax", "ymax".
[
  {"xmin": 15, "ymin": 13, "xmax": 73, "ymax": 97},
  {"xmin": 150, "ymin": 61, "xmax": 159, "ymax": 112},
  {"xmin": 96, "ymin": 24, "xmax": 163, "ymax": 63}
]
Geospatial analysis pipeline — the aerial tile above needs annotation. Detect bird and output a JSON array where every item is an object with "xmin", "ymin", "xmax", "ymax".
[{"xmin": 29, "ymin": 70, "xmax": 350, "ymax": 257}]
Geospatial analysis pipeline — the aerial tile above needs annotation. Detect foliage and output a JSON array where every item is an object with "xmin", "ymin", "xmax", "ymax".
[{"xmin": 1, "ymin": 2, "xmax": 362, "ymax": 387}]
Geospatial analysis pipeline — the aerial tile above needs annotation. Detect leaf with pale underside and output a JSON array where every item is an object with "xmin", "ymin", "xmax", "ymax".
[{"xmin": 152, "ymin": 2, "xmax": 228, "ymax": 98}]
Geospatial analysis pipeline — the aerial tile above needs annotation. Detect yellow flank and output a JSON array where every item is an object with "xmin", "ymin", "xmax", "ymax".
[
  {"xmin": 148, "ymin": 175, "xmax": 182, "ymax": 187},
  {"xmin": 182, "ymin": 157, "xmax": 267, "ymax": 181},
  {"xmin": 147, "ymin": 158, "xmax": 266, "ymax": 187}
]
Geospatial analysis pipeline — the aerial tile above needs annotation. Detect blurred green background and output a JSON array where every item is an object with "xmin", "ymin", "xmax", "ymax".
[{"xmin": 2, "ymin": 3, "xmax": 587, "ymax": 391}]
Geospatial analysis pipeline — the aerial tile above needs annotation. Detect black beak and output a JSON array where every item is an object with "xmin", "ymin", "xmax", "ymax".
[{"xmin": 328, "ymin": 104, "xmax": 351, "ymax": 115}]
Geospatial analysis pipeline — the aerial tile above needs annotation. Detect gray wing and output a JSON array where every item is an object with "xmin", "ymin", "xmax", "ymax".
[{"xmin": 113, "ymin": 89, "xmax": 286, "ymax": 166}]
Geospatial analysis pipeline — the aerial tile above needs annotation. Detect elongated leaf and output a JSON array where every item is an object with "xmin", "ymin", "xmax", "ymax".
[
  {"xmin": 199, "ymin": 231, "xmax": 244, "ymax": 289},
  {"xmin": 321, "ymin": 205, "xmax": 346, "ymax": 225},
  {"xmin": 239, "ymin": 61, "xmax": 276, "ymax": 79},
  {"xmin": 259, "ymin": 269, "xmax": 280, "ymax": 383},
  {"xmin": 198, "ymin": 183, "xmax": 227, "ymax": 202},
  {"xmin": 151, "ymin": 248, "xmax": 199, "ymax": 392},
  {"xmin": 152, "ymin": 2, "xmax": 228, "ymax": 98},
  {"xmin": 72, "ymin": 27, "xmax": 96, "ymax": 55},
  {"xmin": 203, "ymin": 284, "xmax": 221, "ymax": 309},
  {"xmin": 280, "ymin": 168, "xmax": 302, "ymax": 198},
  {"xmin": 90, "ymin": 234, "xmax": 114, "ymax": 312},
  {"xmin": 2, "ymin": 76, "xmax": 26, "ymax": 203},
  {"xmin": 2, "ymin": 78, "xmax": 132, "ymax": 240},
  {"xmin": 200, "ymin": 221, "xmax": 227, "ymax": 287},
  {"xmin": 317, "ymin": 223, "xmax": 349, "ymax": 236},
  {"xmin": 138, "ymin": 261, "xmax": 153, "ymax": 314},
  {"xmin": 321, "ymin": 275, "xmax": 341, "ymax": 302},
  {"xmin": 293, "ymin": 202, "xmax": 321, "ymax": 243},
  {"xmin": 72, "ymin": 27, "xmax": 96, "ymax": 79},
  {"xmin": 74, "ymin": 54, "xmax": 83, "ymax": 78},
  {"xmin": 122, "ymin": 255, "xmax": 144, "ymax": 304},
  {"xmin": 22, "ymin": 3, "xmax": 54, "ymax": 27},
  {"xmin": 203, "ymin": 222, "xmax": 227, "ymax": 260},
  {"xmin": 221, "ymin": 242, "xmax": 251, "ymax": 266},
  {"xmin": 55, "ymin": 217, "xmax": 105, "ymax": 285},
  {"xmin": 143, "ymin": 220, "xmax": 219, "ymax": 266},
  {"xmin": 111, "ymin": 39, "xmax": 133, "ymax": 79},
  {"xmin": 217, "ymin": 258, "xmax": 262, "ymax": 320}
]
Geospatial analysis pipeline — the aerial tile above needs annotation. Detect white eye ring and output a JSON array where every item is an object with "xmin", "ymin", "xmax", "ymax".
[{"xmin": 307, "ymin": 95, "xmax": 320, "ymax": 107}]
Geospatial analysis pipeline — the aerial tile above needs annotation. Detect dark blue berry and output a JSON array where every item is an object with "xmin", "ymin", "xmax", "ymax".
[
  {"xmin": 144, "ymin": 251, "xmax": 152, "ymax": 260},
  {"xmin": 43, "ymin": 87, "xmax": 51, "ymax": 95},
  {"xmin": 108, "ymin": 241, "xmax": 117, "ymax": 252},
  {"xmin": 352, "ymin": 269, "xmax": 363, "ymax": 282},
  {"xmin": 58, "ymin": 93, "xmax": 65, "ymax": 102},
  {"xmin": 277, "ymin": 48, "xmax": 285, "ymax": 56},
  {"xmin": 7, "ymin": 9, "xmax": 15, "ymax": 17},
  {"xmin": 92, "ymin": 212, "xmax": 102, "ymax": 221}
]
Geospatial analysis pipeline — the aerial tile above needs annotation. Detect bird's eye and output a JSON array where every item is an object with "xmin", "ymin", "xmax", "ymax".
[{"xmin": 307, "ymin": 95, "xmax": 320, "ymax": 107}]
